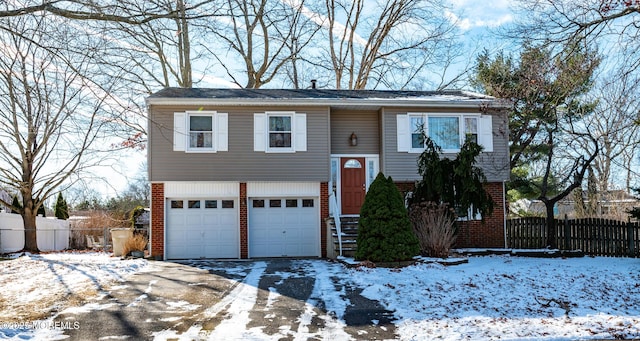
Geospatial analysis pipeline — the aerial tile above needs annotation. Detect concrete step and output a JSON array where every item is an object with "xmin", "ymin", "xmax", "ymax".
[{"xmin": 328, "ymin": 216, "xmax": 360, "ymax": 258}]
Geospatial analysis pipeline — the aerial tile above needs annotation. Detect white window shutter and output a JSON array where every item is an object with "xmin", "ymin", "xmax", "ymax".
[
  {"xmin": 294, "ymin": 113, "xmax": 307, "ymax": 152},
  {"xmin": 173, "ymin": 112, "xmax": 186, "ymax": 151},
  {"xmin": 396, "ymin": 114, "xmax": 410, "ymax": 152},
  {"xmin": 478, "ymin": 115, "xmax": 493, "ymax": 152},
  {"xmin": 217, "ymin": 113, "xmax": 228, "ymax": 152},
  {"xmin": 254, "ymin": 113, "xmax": 266, "ymax": 152}
]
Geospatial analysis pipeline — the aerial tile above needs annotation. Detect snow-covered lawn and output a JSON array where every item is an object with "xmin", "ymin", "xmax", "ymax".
[
  {"xmin": 348, "ymin": 256, "xmax": 640, "ymax": 340},
  {"xmin": 0, "ymin": 252, "xmax": 639, "ymax": 340},
  {"xmin": 0, "ymin": 252, "xmax": 147, "ymax": 323}
]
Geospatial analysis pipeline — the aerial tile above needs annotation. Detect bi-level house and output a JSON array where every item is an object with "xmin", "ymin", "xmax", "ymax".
[{"xmin": 146, "ymin": 88, "xmax": 510, "ymax": 260}]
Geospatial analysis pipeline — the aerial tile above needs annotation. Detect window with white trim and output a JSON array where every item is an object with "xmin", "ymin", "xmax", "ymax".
[
  {"xmin": 254, "ymin": 111, "xmax": 307, "ymax": 153},
  {"xmin": 269, "ymin": 115, "xmax": 292, "ymax": 149},
  {"xmin": 456, "ymin": 205, "xmax": 483, "ymax": 221},
  {"xmin": 397, "ymin": 113, "xmax": 493, "ymax": 153},
  {"xmin": 189, "ymin": 115, "xmax": 213, "ymax": 149},
  {"xmin": 173, "ymin": 111, "xmax": 228, "ymax": 152}
]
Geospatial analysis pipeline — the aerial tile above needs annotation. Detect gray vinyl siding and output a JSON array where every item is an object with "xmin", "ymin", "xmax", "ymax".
[
  {"xmin": 330, "ymin": 109, "xmax": 380, "ymax": 155},
  {"xmin": 381, "ymin": 107, "xmax": 510, "ymax": 183},
  {"xmin": 148, "ymin": 105, "xmax": 330, "ymax": 182}
]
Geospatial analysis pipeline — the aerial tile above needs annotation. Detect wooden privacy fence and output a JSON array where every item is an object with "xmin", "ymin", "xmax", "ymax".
[{"xmin": 506, "ymin": 217, "xmax": 640, "ymax": 257}]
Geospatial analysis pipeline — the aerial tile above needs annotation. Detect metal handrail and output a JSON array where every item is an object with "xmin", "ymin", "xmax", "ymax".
[{"xmin": 329, "ymin": 191, "xmax": 343, "ymax": 256}]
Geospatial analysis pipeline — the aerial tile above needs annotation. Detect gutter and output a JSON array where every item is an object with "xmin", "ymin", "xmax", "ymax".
[
  {"xmin": 503, "ymin": 180, "xmax": 508, "ymax": 248},
  {"xmin": 145, "ymin": 97, "xmax": 509, "ymax": 110}
]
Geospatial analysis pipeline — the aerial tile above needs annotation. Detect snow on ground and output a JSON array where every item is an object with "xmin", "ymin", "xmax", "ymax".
[
  {"xmin": 345, "ymin": 255, "xmax": 640, "ymax": 340},
  {"xmin": 1, "ymin": 252, "xmax": 639, "ymax": 340},
  {"xmin": 0, "ymin": 251, "xmax": 147, "ymax": 338},
  {"xmin": 169, "ymin": 256, "xmax": 640, "ymax": 341}
]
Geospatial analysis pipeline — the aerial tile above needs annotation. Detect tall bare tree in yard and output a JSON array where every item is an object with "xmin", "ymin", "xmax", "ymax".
[
  {"xmin": 0, "ymin": 14, "xmax": 123, "ymax": 252},
  {"xmin": 320, "ymin": 0, "xmax": 459, "ymax": 89},
  {"xmin": 585, "ymin": 71, "xmax": 640, "ymax": 192}
]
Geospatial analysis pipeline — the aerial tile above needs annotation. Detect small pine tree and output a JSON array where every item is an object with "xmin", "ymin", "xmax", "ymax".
[
  {"xmin": 54, "ymin": 192, "xmax": 69, "ymax": 220},
  {"xmin": 11, "ymin": 195, "xmax": 22, "ymax": 214},
  {"xmin": 355, "ymin": 173, "xmax": 420, "ymax": 262},
  {"xmin": 37, "ymin": 204, "xmax": 46, "ymax": 217}
]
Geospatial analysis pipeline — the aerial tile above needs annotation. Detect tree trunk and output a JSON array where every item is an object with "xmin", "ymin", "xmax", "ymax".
[
  {"xmin": 545, "ymin": 202, "xmax": 557, "ymax": 249},
  {"xmin": 22, "ymin": 209, "xmax": 39, "ymax": 253}
]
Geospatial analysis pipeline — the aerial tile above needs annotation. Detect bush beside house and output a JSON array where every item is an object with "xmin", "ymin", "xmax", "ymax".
[{"xmin": 355, "ymin": 173, "xmax": 420, "ymax": 263}]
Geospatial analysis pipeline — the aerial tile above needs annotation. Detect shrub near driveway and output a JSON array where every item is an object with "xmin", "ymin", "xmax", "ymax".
[{"xmin": 355, "ymin": 173, "xmax": 420, "ymax": 263}]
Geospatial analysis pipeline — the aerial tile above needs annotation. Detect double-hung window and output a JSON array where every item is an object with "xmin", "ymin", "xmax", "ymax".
[
  {"xmin": 173, "ymin": 111, "xmax": 228, "ymax": 152},
  {"xmin": 268, "ymin": 115, "xmax": 292, "ymax": 149},
  {"xmin": 398, "ymin": 113, "xmax": 492, "ymax": 153},
  {"xmin": 189, "ymin": 115, "xmax": 213, "ymax": 150},
  {"xmin": 254, "ymin": 111, "xmax": 307, "ymax": 153},
  {"xmin": 410, "ymin": 116, "xmax": 425, "ymax": 149},
  {"xmin": 464, "ymin": 117, "xmax": 478, "ymax": 144}
]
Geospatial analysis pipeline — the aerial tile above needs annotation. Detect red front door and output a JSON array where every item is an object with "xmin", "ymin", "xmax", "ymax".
[{"xmin": 341, "ymin": 157, "xmax": 366, "ymax": 215}]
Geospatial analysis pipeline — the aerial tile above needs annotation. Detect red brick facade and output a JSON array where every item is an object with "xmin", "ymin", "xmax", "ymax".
[
  {"xmin": 396, "ymin": 181, "xmax": 506, "ymax": 249},
  {"xmin": 455, "ymin": 182, "xmax": 506, "ymax": 248},
  {"xmin": 150, "ymin": 183, "xmax": 165, "ymax": 259}
]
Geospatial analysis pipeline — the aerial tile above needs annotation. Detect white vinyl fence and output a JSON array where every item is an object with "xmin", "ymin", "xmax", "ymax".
[{"xmin": 0, "ymin": 212, "xmax": 70, "ymax": 253}]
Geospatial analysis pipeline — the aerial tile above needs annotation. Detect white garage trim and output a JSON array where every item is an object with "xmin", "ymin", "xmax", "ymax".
[
  {"xmin": 247, "ymin": 182, "xmax": 319, "ymax": 197},
  {"xmin": 165, "ymin": 181, "xmax": 239, "ymax": 197}
]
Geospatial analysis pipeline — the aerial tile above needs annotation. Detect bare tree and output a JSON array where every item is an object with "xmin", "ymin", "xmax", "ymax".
[
  {"xmin": 510, "ymin": 1, "xmax": 640, "ymax": 80},
  {"xmin": 199, "ymin": 0, "xmax": 323, "ymax": 88},
  {"xmin": 585, "ymin": 70, "xmax": 640, "ymax": 191},
  {"xmin": 0, "ymin": 13, "xmax": 124, "ymax": 252},
  {"xmin": 318, "ymin": 0, "xmax": 459, "ymax": 90},
  {"xmin": 0, "ymin": 0, "xmax": 212, "ymax": 24}
]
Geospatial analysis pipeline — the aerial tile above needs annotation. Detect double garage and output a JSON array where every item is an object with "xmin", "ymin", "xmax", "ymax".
[{"xmin": 164, "ymin": 182, "xmax": 320, "ymax": 259}]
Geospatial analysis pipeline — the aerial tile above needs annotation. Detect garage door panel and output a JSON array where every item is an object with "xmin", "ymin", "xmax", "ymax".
[
  {"xmin": 251, "ymin": 241, "xmax": 285, "ymax": 258},
  {"xmin": 249, "ymin": 197, "xmax": 319, "ymax": 257},
  {"xmin": 284, "ymin": 214, "xmax": 299, "ymax": 224},
  {"xmin": 167, "ymin": 198, "xmax": 238, "ymax": 259},
  {"xmin": 185, "ymin": 215, "xmax": 202, "ymax": 225}
]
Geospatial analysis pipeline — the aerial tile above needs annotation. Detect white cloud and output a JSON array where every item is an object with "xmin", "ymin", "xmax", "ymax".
[{"xmin": 447, "ymin": 0, "xmax": 514, "ymax": 31}]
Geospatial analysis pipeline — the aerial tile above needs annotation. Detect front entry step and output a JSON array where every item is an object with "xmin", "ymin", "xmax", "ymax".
[{"xmin": 329, "ymin": 216, "xmax": 359, "ymax": 258}]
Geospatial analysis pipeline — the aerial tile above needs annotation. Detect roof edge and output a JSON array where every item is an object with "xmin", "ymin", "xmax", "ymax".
[{"xmin": 145, "ymin": 97, "xmax": 508, "ymax": 109}]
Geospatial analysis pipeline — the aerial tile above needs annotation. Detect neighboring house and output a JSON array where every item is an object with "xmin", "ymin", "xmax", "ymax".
[
  {"xmin": 511, "ymin": 190, "xmax": 640, "ymax": 220},
  {"xmin": 0, "ymin": 189, "xmax": 11, "ymax": 213},
  {"xmin": 146, "ymin": 88, "xmax": 511, "ymax": 260}
]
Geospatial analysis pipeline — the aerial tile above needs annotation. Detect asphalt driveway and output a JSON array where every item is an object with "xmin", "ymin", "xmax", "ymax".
[{"xmin": 53, "ymin": 259, "xmax": 396, "ymax": 340}]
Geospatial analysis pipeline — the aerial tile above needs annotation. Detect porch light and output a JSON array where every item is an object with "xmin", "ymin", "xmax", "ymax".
[{"xmin": 350, "ymin": 132, "xmax": 358, "ymax": 146}]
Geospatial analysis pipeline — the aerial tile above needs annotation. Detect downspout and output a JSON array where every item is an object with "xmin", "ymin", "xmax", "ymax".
[{"xmin": 503, "ymin": 180, "xmax": 508, "ymax": 248}]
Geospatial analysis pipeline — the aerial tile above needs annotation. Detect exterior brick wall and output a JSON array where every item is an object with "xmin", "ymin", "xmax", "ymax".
[
  {"xmin": 240, "ymin": 182, "xmax": 248, "ymax": 259},
  {"xmin": 455, "ymin": 182, "xmax": 506, "ymax": 248},
  {"xmin": 320, "ymin": 182, "xmax": 329, "ymax": 258},
  {"xmin": 395, "ymin": 181, "xmax": 506, "ymax": 249},
  {"xmin": 150, "ymin": 183, "xmax": 165, "ymax": 259}
]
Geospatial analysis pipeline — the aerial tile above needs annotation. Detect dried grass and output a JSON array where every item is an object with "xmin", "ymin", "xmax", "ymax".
[
  {"xmin": 409, "ymin": 202, "xmax": 457, "ymax": 258},
  {"xmin": 122, "ymin": 233, "xmax": 147, "ymax": 256},
  {"xmin": 69, "ymin": 211, "xmax": 128, "ymax": 249}
]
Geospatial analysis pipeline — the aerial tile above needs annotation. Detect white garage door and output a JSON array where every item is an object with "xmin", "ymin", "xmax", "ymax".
[
  {"xmin": 249, "ymin": 198, "xmax": 319, "ymax": 257},
  {"xmin": 166, "ymin": 199, "xmax": 238, "ymax": 259}
]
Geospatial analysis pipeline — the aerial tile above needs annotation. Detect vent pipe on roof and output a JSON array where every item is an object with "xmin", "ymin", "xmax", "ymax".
[{"xmin": 310, "ymin": 79, "xmax": 317, "ymax": 89}]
